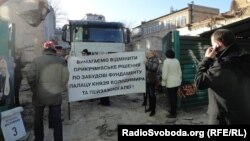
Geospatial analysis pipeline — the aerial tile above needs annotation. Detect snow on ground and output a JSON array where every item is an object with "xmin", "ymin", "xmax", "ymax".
[{"xmin": 17, "ymin": 79, "xmax": 208, "ymax": 141}]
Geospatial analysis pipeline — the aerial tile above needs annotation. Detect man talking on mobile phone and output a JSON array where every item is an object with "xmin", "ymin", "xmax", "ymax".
[{"xmin": 195, "ymin": 29, "xmax": 250, "ymax": 124}]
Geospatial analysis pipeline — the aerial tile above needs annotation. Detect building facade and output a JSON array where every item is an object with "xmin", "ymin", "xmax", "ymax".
[
  {"xmin": 131, "ymin": 0, "xmax": 250, "ymax": 55},
  {"xmin": 0, "ymin": 0, "xmax": 56, "ymax": 74},
  {"xmin": 0, "ymin": 0, "xmax": 55, "ymax": 59},
  {"xmin": 82, "ymin": 13, "xmax": 105, "ymax": 21},
  {"xmin": 180, "ymin": 0, "xmax": 250, "ymax": 36},
  {"xmin": 131, "ymin": 3, "xmax": 219, "ymax": 54}
]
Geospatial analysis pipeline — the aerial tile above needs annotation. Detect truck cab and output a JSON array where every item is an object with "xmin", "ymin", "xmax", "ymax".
[{"xmin": 62, "ymin": 20, "xmax": 130, "ymax": 56}]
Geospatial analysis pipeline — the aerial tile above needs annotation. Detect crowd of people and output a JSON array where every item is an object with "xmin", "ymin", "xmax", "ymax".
[{"xmin": 9, "ymin": 28, "xmax": 250, "ymax": 140}]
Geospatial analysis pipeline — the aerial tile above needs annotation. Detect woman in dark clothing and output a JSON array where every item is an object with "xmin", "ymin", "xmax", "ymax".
[{"xmin": 145, "ymin": 50, "xmax": 159, "ymax": 116}]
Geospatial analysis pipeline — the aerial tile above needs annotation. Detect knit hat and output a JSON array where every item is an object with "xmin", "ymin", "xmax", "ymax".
[{"xmin": 43, "ymin": 41, "xmax": 55, "ymax": 49}]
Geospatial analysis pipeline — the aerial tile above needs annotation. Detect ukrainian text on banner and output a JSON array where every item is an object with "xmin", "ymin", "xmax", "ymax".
[{"xmin": 68, "ymin": 51, "xmax": 146, "ymax": 102}]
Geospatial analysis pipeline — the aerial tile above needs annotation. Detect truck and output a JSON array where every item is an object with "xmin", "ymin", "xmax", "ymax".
[
  {"xmin": 61, "ymin": 20, "xmax": 131, "ymax": 56},
  {"xmin": 61, "ymin": 20, "xmax": 132, "ymax": 106}
]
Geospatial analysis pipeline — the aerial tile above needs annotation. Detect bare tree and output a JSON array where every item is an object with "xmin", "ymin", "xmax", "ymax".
[
  {"xmin": 47, "ymin": 0, "xmax": 67, "ymax": 27},
  {"xmin": 119, "ymin": 20, "xmax": 138, "ymax": 30}
]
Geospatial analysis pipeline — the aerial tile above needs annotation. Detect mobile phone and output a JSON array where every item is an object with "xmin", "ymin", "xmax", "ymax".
[{"xmin": 212, "ymin": 44, "xmax": 220, "ymax": 52}]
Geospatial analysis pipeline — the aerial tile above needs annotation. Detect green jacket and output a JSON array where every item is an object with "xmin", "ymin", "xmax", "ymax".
[{"xmin": 27, "ymin": 49, "xmax": 69, "ymax": 106}]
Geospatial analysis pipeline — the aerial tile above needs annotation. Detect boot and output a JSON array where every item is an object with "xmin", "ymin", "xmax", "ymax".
[
  {"xmin": 142, "ymin": 101, "xmax": 146, "ymax": 106},
  {"xmin": 149, "ymin": 97, "xmax": 156, "ymax": 116},
  {"xmin": 145, "ymin": 108, "xmax": 151, "ymax": 113},
  {"xmin": 145, "ymin": 96, "xmax": 152, "ymax": 113},
  {"xmin": 142, "ymin": 102, "xmax": 146, "ymax": 106},
  {"xmin": 99, "ymin": 97, "xmax": 110, "ymax": 106},
  {"xmin": 142, "ymin": 93, "xmax": 147, "ymax": 106},
  {"xmin": 149, "ymin": 110, "xmax": 155, "ymax": 116}
]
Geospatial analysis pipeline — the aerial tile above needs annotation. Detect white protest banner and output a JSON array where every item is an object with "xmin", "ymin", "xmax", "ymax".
[
  {"xmin": 1, "ymin": 107, "xmax": 26, "ymax": 141},
  {"xmin": 68, "ymin": 51, "xmax": 146, "ymax": 102}
]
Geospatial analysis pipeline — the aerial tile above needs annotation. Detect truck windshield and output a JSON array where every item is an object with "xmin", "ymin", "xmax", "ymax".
[{"xmin": 73, "ymin": 27, "xmax": 124, "ymax": 43}]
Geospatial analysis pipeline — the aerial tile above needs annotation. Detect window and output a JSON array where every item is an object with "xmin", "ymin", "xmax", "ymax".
[
  {"xmin": 181, "ymin": 16, "xmax": 186, "ymax": 26},
  {"xmin": 73, "ymin": 26, "xmax": 123, "ymax": 43},
  {"xmin": 89, "ymin": 28, "xmax": 123, "ymax": 43},
  {"xmin": 73, "ymin": 27, "xmax": 83, "ymax": 42},
  {"xmin": 175, "ymin": 16, "xmax": 186, "ymax": 27},
  {"xmin": 165, "ymin": 21, "xmax": 170, "ymax": 29},
  {"xmin": 176, "ymin": 17, "xmax": 181, "ymax": 27},
  {"xmin": 149, "ymin": 27, "xmax": 152, "ymax": 33}
]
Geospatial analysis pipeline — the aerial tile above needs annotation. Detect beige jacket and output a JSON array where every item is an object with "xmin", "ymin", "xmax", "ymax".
[{"xmin": 161, "ymin": 58, "xmax": 182, "ymax": 88}]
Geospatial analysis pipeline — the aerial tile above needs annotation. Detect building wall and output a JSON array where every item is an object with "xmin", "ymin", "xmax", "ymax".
[
  {"xmin": 191, "ymin": 4, "xmax": 219, "ymax": 23},
  {"xmin": 184, "ymin": 0, "xmax": 250, "ymax": 36},
  {"xmin": 83, "ymin": 13, "xmax": 105, "ymax": 21},
  {"xmin": 44, "ymin": 8, "xmax": 56, "ymax": 41},
  {"xmin": 131, "ymin": 4, "xmax": 219, "ymax": 54},
  {"xmin": 0, "ymin": 0, "xmax": 55, "ymax": 63},
  {"xmin": 236, "ymin": 0, "xmax": 250, "ymax": 8}
]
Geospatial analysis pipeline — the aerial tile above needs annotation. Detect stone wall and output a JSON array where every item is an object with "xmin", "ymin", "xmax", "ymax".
[
  {"xmin": 236, "ymin": 0, "xmax": 250, "ymax": 8},
  {"xmin": 0, "ymin": 0, "xmax": 55, "ymax": 76},
  {"xmin": 0, "ymin": 0, "xmax": 55, "ymax": 63}
]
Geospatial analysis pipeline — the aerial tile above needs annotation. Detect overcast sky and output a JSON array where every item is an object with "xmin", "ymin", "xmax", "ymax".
[{"xmin": 58, "ymin": 0, "xmax": 232, "ymax": 28}]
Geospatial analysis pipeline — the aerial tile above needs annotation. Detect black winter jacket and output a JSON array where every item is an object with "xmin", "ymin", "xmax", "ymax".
[
  {"xmin": 195, "ymin": 44, "xmax": 250, "ymax": 124},
  {"xmin": 146, "ymin": 56, "xmax": 159, "ymax": 84}
]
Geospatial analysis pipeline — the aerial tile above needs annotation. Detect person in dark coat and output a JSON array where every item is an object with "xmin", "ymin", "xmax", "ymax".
[
  {"xmin": 144, "ymin": 50, "xmax": 159, "ymax": 116},
  {"xmin": 27, "ymin": 41, "xmax": 69, "ymax": 141},
  {"xmin": 195, "ymin": 29, "xmax": 250, "ymax": 124}
]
